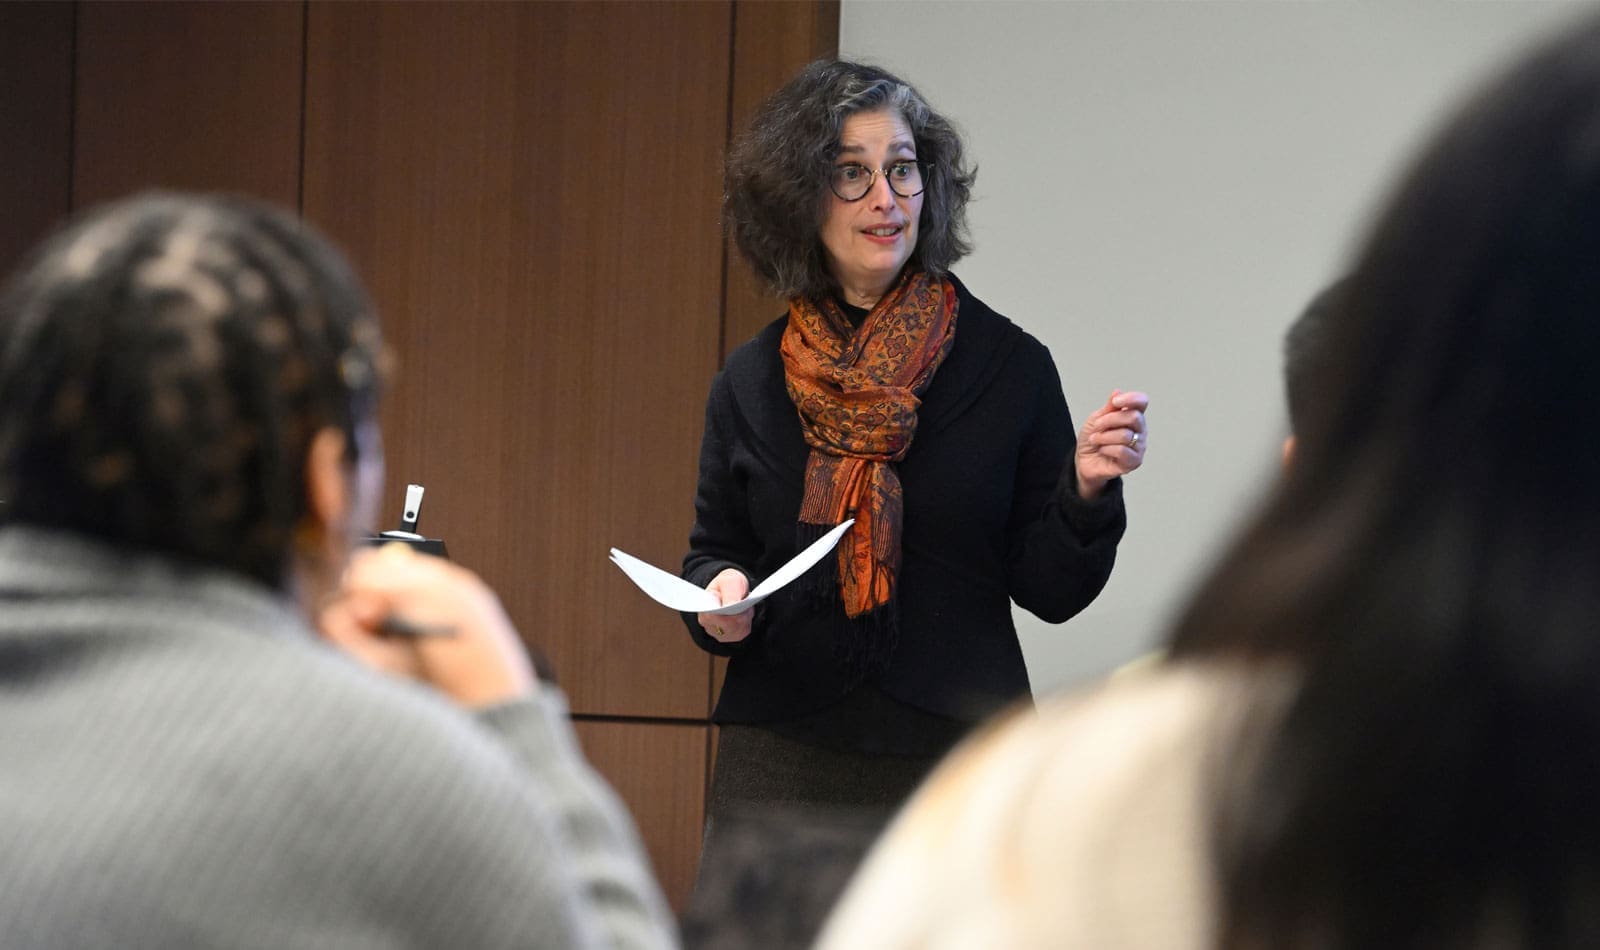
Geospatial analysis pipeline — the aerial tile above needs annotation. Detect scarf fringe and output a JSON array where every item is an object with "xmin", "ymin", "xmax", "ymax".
[
  {"xmin": 833, "ymin": 601, "xmax": 899, "ymax": 687},
  {"xmin": 796, "ymin": 521, "xmax": 838, "ymax": 603},
  {"xmin": 796, "ymin": 522, "xmax": 899, "ymax": 684}
]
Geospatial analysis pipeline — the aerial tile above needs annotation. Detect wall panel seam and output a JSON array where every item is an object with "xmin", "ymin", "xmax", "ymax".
[{"xmin": 570, "ymin": 713, "xmax": 712, "ymax": 728}]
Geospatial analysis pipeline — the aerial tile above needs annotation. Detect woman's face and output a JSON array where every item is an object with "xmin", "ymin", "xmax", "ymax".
[{"xmin": 819, "ymin": 108, "xmax": 923, "ymax": 308}]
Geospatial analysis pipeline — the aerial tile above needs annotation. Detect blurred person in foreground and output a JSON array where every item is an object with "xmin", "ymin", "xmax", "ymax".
[
  {"xmin": 1280, "ymin": 277, "xmax": 1346, "ymax": 467},
  {"xmin": 0, "ymin": 193, "xmax": 674, "ymax": 949},
  {"xmin": 817, "ymin": 13, "xmax": 1600, "ymax": 949}
]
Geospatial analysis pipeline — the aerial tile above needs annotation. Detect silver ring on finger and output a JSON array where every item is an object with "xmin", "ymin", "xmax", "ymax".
[{"xmin": 1129, "ymin": 431, "xmax": 1141, "ymax": 449}]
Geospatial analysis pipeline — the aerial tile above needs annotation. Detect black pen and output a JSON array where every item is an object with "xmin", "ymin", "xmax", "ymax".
[{"xmin": 376, "ymin": 615, "xmax": 458, "ymax": 638}]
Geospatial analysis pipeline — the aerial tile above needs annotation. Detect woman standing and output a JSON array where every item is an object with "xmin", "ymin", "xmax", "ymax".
[{"xmin": 682, "ymin": 61, "xmax": 1147, "ymax": 832}]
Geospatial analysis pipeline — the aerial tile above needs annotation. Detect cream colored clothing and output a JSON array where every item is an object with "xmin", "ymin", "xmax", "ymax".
[{"xmin": 814, "ymin": 663, "xmax": 1274, "ymax": 950}]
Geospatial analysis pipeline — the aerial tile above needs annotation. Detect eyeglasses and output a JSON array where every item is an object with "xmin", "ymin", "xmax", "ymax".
[{"xmin": 829, "ymin": 160, "xmax": 930, "ymax": 202}]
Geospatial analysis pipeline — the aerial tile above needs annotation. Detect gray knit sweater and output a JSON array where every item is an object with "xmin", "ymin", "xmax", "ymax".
[{"xmin": 0, "ymin": 526, "xmax": 677, "ymax": 949}]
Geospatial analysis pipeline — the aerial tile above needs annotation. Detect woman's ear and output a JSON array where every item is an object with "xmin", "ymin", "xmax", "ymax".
[{"xmin": 304, "ymin": 426, "xmax": 352, "ymax": 534}]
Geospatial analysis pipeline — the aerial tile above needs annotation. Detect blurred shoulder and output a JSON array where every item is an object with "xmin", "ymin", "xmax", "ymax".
[
  {"xmin": 171, "ymin": 621, "xmax": 543, "ymax": 800},
  {"xmin": 284, "ymin": 644, "xmax": 539, "ymax": 783},
  {"xmin": 939, "ymin": 661, "xmax": 1273, "ymax": 812},
  {"xmin": 819, "ymin": 662, "xmax": 1291, "ymax": 950}
]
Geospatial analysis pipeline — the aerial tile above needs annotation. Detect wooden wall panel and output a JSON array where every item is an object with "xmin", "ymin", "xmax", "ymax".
[
  {"xmin": 73, "ymin": 1, "xmax": 303, "ymax": 209},
  {"xmin": 303, "ymin": 2, "xmax": 728, "ymax": 719},
  {"xmin": 0, "ymin": 2, "xmax": 74, "ymax": 278},
  {"xmin": 721, "ymin": 1, "xmax": 841, "ymax": 353},
  {"xmin": 573, "ymin": 719, "xmax": 709, "ymax": 914}
]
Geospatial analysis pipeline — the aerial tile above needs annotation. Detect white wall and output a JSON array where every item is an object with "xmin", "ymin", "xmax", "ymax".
[{"xmin": 842, "ymin": 0, "xmax": 1591, "ymax": 693}]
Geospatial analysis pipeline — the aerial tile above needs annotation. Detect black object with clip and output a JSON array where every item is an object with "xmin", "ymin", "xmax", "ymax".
[{"xmin": 365, "ymin": 483, "xmax": 449, "ymax": 558}]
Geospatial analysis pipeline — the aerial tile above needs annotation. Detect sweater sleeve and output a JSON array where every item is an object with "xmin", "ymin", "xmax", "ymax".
[
  {"xmin": 679, "ymin": 370, "xmax": 760, "ymax": 656},
  {"xmin": 208, "ymin": 669, "xmax": 679, "ymax": 950},
  {"xmin": 1004, "ymin": 343, "xmax": 1127, "ymax": 624},
  {"xmin": 813, "ymin": 667, "xmax": 1235, "ymax": 950},
  {"xmin": 475, "ymin": 691, "xmax": 677, "ymax": 950}
]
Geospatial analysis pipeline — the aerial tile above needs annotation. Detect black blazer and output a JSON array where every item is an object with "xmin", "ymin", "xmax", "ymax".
[{"xmin": 682, "ymin": 275, "xmax": 1125, "ymax": 725}]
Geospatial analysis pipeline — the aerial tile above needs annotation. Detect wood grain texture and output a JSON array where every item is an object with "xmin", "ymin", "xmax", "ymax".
[
  {"xmin": 73, "ymin": 1, "xmax": 303, "ymax": 208},
  {"xmin": 0, "ymin": 2, "xmax": 74, "ymax": 278},
  {"xmin": 303, "ymin": 1, "xmax": 728, "ymax": 718},
  {"xmin": 573, "ymin": 718, "xmax": 709, "ymax": 914},
  {"xmin": 721, "ymin": 0, "xmax": 841, "ymax": 353}
]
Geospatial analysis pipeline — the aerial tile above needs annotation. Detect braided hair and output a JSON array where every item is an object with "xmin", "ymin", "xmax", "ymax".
[{"xmin": 0, "ymin": 192, "xmax": 385, "ymax": 588}]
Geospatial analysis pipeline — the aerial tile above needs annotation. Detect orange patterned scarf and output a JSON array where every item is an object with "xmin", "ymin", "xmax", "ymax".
[{"xmin": 780, "ymin": 270, "xmax": 958, "ymax": 618}]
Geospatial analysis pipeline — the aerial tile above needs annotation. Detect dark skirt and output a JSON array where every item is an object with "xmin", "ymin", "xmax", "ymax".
[{"xmin": 707, "ymin": 721, "xmax": 944, "ymax": 813}]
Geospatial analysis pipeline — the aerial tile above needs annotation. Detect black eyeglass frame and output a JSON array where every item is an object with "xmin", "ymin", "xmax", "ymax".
[{"xmin": 828, "ymin": 160, "xmax": 932, "ymax": 202}]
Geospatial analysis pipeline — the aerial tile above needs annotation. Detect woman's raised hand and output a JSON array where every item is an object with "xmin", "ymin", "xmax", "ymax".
[{"xmin": 1075, "ymin": 389, "xmax": 1149, "ymax": 500}]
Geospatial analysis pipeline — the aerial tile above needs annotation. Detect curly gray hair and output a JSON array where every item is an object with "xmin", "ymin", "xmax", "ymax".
[{"xmin": 725, "ymin": 60, "xmax": 977, "ymax": 302}]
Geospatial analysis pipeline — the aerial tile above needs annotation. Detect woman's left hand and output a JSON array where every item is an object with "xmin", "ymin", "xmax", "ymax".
[{"xmin": 1075, "ymin": 389, "xmax": 1149, "ymax": 500}]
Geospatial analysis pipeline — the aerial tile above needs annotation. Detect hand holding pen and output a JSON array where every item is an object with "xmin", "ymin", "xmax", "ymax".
[{"xmin": 318, "ymin": 542, "xmax": 537, "ymax": 708}]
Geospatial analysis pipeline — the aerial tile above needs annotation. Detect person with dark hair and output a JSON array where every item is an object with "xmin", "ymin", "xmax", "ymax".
[
  {"xmin": 1280, "ymin": 277, "xmax": 1347, "ymax": 465},
  {"xmin": 678, "ymin": 804, "xmax": 883, "ymax": 950},
  {"xmin": 817, "ymin": 13, "xmax": 1600, "ymax": 949},
  {"xmin": 680, "ymin": 58, "xmax": 1149, "ymax": 862},
  {"xmin": 0, "ymin": 193, "xmax": 674, "ymax": 949}
]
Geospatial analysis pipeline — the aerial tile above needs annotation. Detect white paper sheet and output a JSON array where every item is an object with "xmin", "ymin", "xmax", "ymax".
[{"xmin": 609, "ymin": 518, "xmax": 854, "ymax": 616}]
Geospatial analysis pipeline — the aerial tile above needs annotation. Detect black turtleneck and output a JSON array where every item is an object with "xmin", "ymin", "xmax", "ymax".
[{"xmin": 839, "ymin": 301, "xmax": 870, "ymax": 328}]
